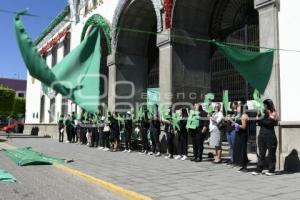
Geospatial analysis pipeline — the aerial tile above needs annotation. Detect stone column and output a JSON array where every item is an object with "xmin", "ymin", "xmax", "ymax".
[
  {"xmin": 107, "ymin": 52, "xmax": 116, "ymax": 112},
  {"xmin": 255, "ymin": 0, "xmax": 281, "ymax": 169},
  {"xmin": 157, "ymin": 30, "xmax": 173, "ymax": 106}
]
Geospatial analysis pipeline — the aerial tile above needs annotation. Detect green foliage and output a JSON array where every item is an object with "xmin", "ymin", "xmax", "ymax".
[
  {"xmin": 0, "ymin": 86, "xmax": 16, "ymax": 117},
  {"xmin": 12, "ymin": 97, "xmax": 26, "ymax": 118}
]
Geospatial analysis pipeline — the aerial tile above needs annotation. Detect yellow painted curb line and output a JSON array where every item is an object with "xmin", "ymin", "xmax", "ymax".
[
  {"xmin": 0, "ymin": 141, "xmax": 152, "ymax": 200},
  {"xmin": 54, "ymin": 164, "xmax": 153, "ymax": 200}
]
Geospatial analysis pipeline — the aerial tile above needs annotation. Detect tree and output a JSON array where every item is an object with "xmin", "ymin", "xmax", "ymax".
[
  {"xmin": 0, "ymin": 85, "xmax": 16, "ymax": 118},
  {"xmin": 12, "ymin": 97, "xmax": 26, "ymax": 118}
]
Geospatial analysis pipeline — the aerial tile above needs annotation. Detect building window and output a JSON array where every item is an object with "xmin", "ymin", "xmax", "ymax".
[
  {"xmin": 18, "ymin": 93, "xmax": 25, "ymax": 98},
  {"xmin": 51, "ymin": 45, "xmax": 58, "ymax": 67},
  {"xmin": 93, "ymin": 0, "xmax": 98, "ymax": 8},
  {"xmin": 49, "ymin": 98, "xmax": 56, "ymax": 123},
  {"xmin": 63, "ymin": 32, "xmax": 71, "ymax": 56},
  {"xmin": 76, "ymin": 0, "xmax": 81, "ymax": 14},
  {"xmin": 61, "ymin": 97, "xmax": 68, "ymax": 116},
  {"xmin": 40, "ymin": 95, "xmax": 45, "ymax": 123}
]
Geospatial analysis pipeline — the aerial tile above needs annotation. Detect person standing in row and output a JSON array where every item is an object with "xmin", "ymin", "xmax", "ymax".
[
  {"xmin": 65, "ymin": 114, "xmax": 72, "ymax": 143},
  {"xmin": 197, "ymin": 105, "xmax": 209, "ymax": 162},
  {"xmin": 163, "ymin": 107, "xmax": 174, "ymax": 159},
  {"xmin": 149, "ymin": 113, "xmax": 161, "ymax": 157},
  {"xmin": 187, "ymin": 104, "xmax": 200, "ymax": 162},
  {"xmin": 233, "ymin": 102, "xmax": 249, "ymax": 172},
  {"xmin": 225, "ymin": 101, "xmax": 239, "ymax": 164},
  {"xmin": 102, "ymin": 114, "xmax": 111, "ymax": 151},
  {"xmin": 175, "ymin": 108, "xmax": 188, "ymax": 160},
  {"xmin": 110, "ymin": 112, "xmax": 120, "ymax": 152},
  {"xmin": 140, "ymin": 109, "xmax": 150, "ymax": 154},
  {"xmin": 58, "ymin": 114, "xmax": 64, "ymax": 143},
  {"xmin": 209, "ymin": 103, "xmax": 224, "ymax": 163},
  {"xmin": 253, "ymin": 99, "xmax": 278, "ymax": 176},
  {"xmin": 124, "ymin": 111, "xmax": 133, "ymax": 153}
]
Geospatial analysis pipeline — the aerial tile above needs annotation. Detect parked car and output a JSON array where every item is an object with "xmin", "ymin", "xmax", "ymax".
[{"xmin": 0, "ymin": 118, "xmax": 24, "ymax": 133}]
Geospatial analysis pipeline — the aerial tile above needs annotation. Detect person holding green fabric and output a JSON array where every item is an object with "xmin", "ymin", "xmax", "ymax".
[
  {"xmin": 71, "ymin": 112, "xmax": 77, "ymax": 143},
  {"xmin": 58, "ymin": 114, "xmax": 65, "ymax": 143},
  {"xmin": 175, "ymin": 108, "xmax": 189, "ymax": 161},
  {"xmin": 109, "ymin": 112, "xmax": 120, "ymax": 152},
  {"xmin": 187, "ymin": 104, "xmax": 200, "ymax": 162},
  {"xmin": 162, "ymin": 107, "xmax": 174, "ymax": 159}
]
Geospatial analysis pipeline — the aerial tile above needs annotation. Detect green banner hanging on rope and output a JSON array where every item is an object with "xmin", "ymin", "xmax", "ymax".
[
  {"xmin": 3, "ymin": 147, "xmax": 65, "ymax": 166},
  {"xmin": 214, "ymin": 42, "xmax": 274, "ymax": 94},
  {"xmin": 204, "ymin": 93, "xmax": 215, "ymax": 113},
  {"xmin": 14, "ymin": 13, "xmax": 111, "ymax": 113}
]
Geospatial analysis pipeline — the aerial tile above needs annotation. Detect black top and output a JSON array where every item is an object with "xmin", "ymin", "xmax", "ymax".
[
  {"xmin": 110, "ymin": 117, "xmax": 120, "ymax": 134},
  {"xmin": 150, "ymin": 118, "xmax": 161, "ymax": 131},
  {"xmin": 178, "ymin": 119, "xmax": 187, "ymax": 133},
  {"xmin": 125, "ymin": 119, "xmax": 133, "ymax": 133},
  {"xmin": 199, "ymin": 110, "xmax": 209, "ymax": 131},
  {"xmin": 257, "ymin": 113, "xmax": 278, "ymax": 135}
]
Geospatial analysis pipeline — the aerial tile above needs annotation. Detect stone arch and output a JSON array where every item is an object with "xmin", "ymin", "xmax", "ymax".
[{"xmin": 111, "ymin": 0, "xmax": 163, "ymax": 48}]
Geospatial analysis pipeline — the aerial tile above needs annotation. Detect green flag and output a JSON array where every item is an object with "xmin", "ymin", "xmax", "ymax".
[
  {"xmin": 222, "ymin": 90, "xmax": 229, "ymax": 115},
  {"xmin": 253, "ymin": 89, "xmax": 264, "ymax": 113},
  {"xmin": 214, "ymin": 42, "xmax": 274, "ymax": 94},
  {"xmin": 15, "ymin": 13, "xmax": 111, "ymax": 113}
]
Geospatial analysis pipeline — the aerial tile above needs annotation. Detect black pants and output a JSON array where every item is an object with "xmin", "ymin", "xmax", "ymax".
[
  {"xmin": 71, "ymin": 126, "xmax": 77, "ymax": 143},
  {"xmin": 151, "ymin": 128, "xmax": 161, "ymax": 153},
  {"xmin": 92, "ymin": 128, "xmax": 99, "ymax": 147},
  {"xmin": 103, "ymin": 131, "xmax": 110, "ymax": 148},
  {"xmin": 191, "ymin": 129, "xmax": 205, "ymax": 160},
  {"xmin": 80, "ymin": 127, "xmax": 87, "ymax": 144},
  {"xmin": 257, "ymin": 133, "xmax": 278, "ymax": 173},
  {"xmin": 58, "ymin": 127, "xmax": 64, "ymax": 142},
  {"xmin": 178, "ymin": 130, "xmax": 188, "ymax": 156},
  {"xmin": 66, "ymin": 126, "xmax": 72, "ymax": 142},
  {"xmin": 166, "ymin": 132, "xmax": 175, "ymax": 156},
  {"xmin": 125, "ymin": 131, "xmax": 132, "ymax": 150},
  {"xmin": 141, "ymin": 128, "xmax": 149, "ymax": 152},
  {"xmin": 99, "ymin": 128, "xmax": 104, "ymax": 147}
]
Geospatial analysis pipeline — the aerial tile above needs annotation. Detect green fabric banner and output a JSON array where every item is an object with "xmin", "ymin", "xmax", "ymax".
[
  {"xmin": 0, "ymin": 169, "xmax": 16, "ymax": 182},
  {"xmin": 15, "ymin": 13, "xmax": 111, "ymax": 113},
  {"xmin": 214, "ymin": 42, "xmax": 274, "ymax": 94},
  {"xmin": 204, "ymin": 93, "xmax": 215, "ymax": 113},
  {"xmin": 3, "ymin": 147, "xmax": 65, "ymax": 166}
]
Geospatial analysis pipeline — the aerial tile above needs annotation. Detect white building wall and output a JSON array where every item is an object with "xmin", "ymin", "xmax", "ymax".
[
  {"xmin": 25, "ymin": 73, "xmax": 41, "ymax": 124},
  {"xmin": 279, "ymin": 0, "xmax": 300, "ymax": 122}
]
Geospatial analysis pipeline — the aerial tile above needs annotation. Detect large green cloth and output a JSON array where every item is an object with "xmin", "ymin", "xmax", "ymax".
[
  {"xmin": 0, "ymin": 169, "xmax": 16, "ymax": 182},
  {"xmin": 214, "ymin": 42, "xmax": 274, "ymax": 94},
  {"xmin": 222, "ymin": 90, "xmax": 229, "ymax": 115},
  {"xmin": 3, "ymin": 147, "xmax": 65, "ymax": 166},
  {"xmin": 15, "ymin": 13, "xmax": 111, "ymax": 113}
]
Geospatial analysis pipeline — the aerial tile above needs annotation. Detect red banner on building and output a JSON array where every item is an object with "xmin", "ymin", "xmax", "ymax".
[{"xmin": 164, "ymin": 0, "xmax": 173, "ymax": 29}]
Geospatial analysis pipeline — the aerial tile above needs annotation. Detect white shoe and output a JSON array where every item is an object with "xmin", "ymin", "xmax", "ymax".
[
  {"xmin": 265, "ymin": 172, "xmax": 275, "ymax": 176},
  {"xmin": 123, "ymin": 150, "xmax": 128, "ymax": 153},
  {"xmin": 127, "ymin": 150, "xmax": 131, "ymax": 153},
  {"xmin": 175, "ymin": 155, "xmax": 182, "ymax": 160},
  {"xmin": 155, "ymin": 152, "xmax": 161, "ymax": 157},
  {"xmin": 97, "ymin": 147, "xmax": 104, "ymax": 150},
  {"xmin": 66, "ymin": 141, "xmax": 70, "ymax": 143},
  {"xmin": 252, "ymin": 171, "xmax": 262, "ymax": 176},
  {"xmin": 148, "ymin": 152, "xmax": 153, "ymax": 156},
  {"xmin": 181, "ymin": 155, "xmax": 188, "ymax": 161},
  {"xmin": 103, "ymin": 148, "xmax": 110, "ymax": 151}
]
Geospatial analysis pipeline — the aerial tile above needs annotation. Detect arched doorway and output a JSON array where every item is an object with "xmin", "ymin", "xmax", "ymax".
[
  {"xmin": 172, "ymin": 0, "xmax": 259, "ymax": 102},
  {"xmin": 113, "ymin": 0, "xmax": 161, "ymax": 109}
]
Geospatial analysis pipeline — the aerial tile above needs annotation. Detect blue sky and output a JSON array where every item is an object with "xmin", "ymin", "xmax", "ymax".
[{"xmin": 0, "ymin": 0, "xmax": 67, "ymax": 80}]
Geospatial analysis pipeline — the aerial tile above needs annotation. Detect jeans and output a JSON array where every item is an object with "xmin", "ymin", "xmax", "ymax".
[{"xmin": 227, "ymin": 130, "xmax": 236, "ymax": 162}]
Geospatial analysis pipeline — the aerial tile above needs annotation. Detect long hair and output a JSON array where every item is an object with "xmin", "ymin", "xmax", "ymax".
[
  {"xmin": 181, "ymin": 108, "xmax": 188, "ymax": 118},
  {"xmin": 263, "ymin": 99, "xmax": 276, "ymax": 112}
]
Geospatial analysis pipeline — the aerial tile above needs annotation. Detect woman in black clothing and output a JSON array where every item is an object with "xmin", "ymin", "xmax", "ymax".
[
  {"xmin": 124, "ymin": 112, "xmax": 133, "ymax": 152},
  {"xmin": 233, "ymin": 103, "xmax": 249, "ymax": 172},
  {"xmin": 253, "ymin": 99, "xmax": 279, "ymax": 176},
  {"xmin": 110, "ymin": 112, "xmax": 120, "ymax": 152},
  {"xmin": 140, "ymin": 110, "xmax": 150, "ymax": 154},
  {"xmin": 175, "ymin": 108, "xmax": 188, "ymax": 160},
  {"xmin": 163, "ymin": 107, "xmax": 174, "ymax": 159},
  {"xmin": 149, "ymin": 113, "xmax": 161, "ymax": 156}
]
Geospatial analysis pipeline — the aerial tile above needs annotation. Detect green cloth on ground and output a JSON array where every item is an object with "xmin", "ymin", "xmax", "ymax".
[
  {"xmin": 214, "ymin": 42, "xmax": 274, "ymax": 94},
  {"xmin": 0, "ymin": 169, "xmax": 16, "ymax": 182},
  {"xmin": 15, "ymin": 13, "xmax": 111, "ymax": 113},
  {"xmin": 3, "ymin": 147, "xmax": 65, "ymax": 166}
]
